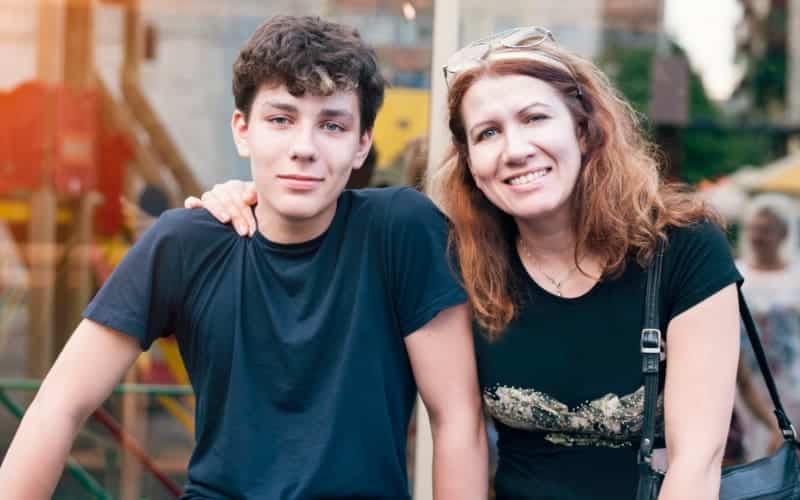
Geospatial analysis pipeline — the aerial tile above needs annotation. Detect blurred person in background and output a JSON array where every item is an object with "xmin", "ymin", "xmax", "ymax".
[
  {"xmin": 402, "ymin": 135, "xmax": 429, "ymax": 191},
  {"xmin": 121, "ymin": 184, "xmax": 172, "ymax": 240},
  {"xmin": 735, "ymin": 194, "xmax": 800, "ymax": 460}
]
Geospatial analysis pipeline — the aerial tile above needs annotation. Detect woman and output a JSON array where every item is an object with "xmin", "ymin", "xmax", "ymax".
[
  {"xmin": 188, "ymin": 27, "xmax": 741, "ymax": 499},
  {"xmin": 735, "ymin": 195, "xmax": 800, "ymax": 459}
]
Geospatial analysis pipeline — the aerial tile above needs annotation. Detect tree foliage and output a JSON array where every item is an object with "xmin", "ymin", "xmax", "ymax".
[{"xmin": 599, "ymin": 41, "xmax": 774, "ymax": 185}]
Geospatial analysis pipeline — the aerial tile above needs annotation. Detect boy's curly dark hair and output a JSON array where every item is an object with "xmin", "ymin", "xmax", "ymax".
[{"xmin": 233, "ymin": 15, "xmax": 386, "ymax": 133}]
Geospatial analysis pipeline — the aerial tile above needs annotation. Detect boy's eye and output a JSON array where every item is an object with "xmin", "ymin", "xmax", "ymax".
[
  {"xmin": 269, "ymin": 116, "xmax": 290, "ymax": 125},
  {"xmin": 322, "ymin": 122, "xmax": 344, "ymax": 132}
]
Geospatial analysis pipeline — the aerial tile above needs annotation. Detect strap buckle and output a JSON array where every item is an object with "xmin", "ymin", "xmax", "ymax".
[
  {"xmin": 782, "ymin": 423, "xmax": 798, "ymax": 442},
  {"xmin": 641, "ymin": 328, "xmax": 664, "ymax": 360},
  {"xmin": 637, "ymin": 437, "xmax": 653, "ymax": 464},
  {"xmin": 774, "ymin": 409, "xmax": 799, "ymax": 442}
]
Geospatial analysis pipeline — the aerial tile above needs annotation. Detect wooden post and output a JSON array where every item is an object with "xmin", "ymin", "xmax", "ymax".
[
  {"xmin": 36, "ymin": 0, "xmax": 65, "ymax": 84},
  {"xmin": 96, "ymin": 75, "xmax": 173, "ymax": 196},
  {"xmin": 63, "ymin": 0, "xmax": 94, "ymax": 89},
  {"xmin": 122, "ymin": 0, "xmax": 142, "ymax": 81},
  {"xmin": 53, "ymin": 0, "xmax": 96, "ymax": 355},
  {"xmin": 55, "ymin": 194, "xmax": 100, "ymax": 355},
  {"xmin": 789, "ymin": 0, "xmax": 800, "ymax": 152},
  {"xmin": 414, "ymin": 1, "xmax": 460, "ymax": 499},
  {"xmin": 112, "ymin": 7, "xmax": 148, "ymax": 497},
  {"xmin": 121, "ymin": 0, "xmax": 203, "ymax": 199},
  {"xmin": 121, "ymin": 79, "xmax": 204, "ymax": 198},
  {"xmin": 96, "ymin": 9, "xmax": 164, "ymax": 200},
  {"xmin": 119, "ymin": 367, "xmax": 145, "ymax": 500},
  {"xmin": 26, "ymin": 188, "xmax": 57, "ymax": 379},
  {"xmin": 27, "ymin": 0, "xmax": 64, "ymax": 379},
  {"xmin": 649, "ymin": 55, "xmax": 688, "ymax": 181}
]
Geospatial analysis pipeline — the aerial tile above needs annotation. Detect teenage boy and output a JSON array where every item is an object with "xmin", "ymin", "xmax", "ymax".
[{"xmin": 0, "ymin": 16, "xmax": 486, "ymax": 500}]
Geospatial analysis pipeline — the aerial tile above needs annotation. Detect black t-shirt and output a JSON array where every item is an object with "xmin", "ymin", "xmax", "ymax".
[
  {"xmin": 84, "ymin": 187, "xmax": 466, "ymax": 500},
  {"xmin": 474, "ymin": 222, "xmax": 742, "ymax": 500}
]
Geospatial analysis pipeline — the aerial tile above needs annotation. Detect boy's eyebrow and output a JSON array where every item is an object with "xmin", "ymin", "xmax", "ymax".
[
  {"xmin": 261, "ymin": 101, "xmax": 299, "ymax": 113},
  {"xmin": 319, "ymin": 108, "xmax": 355, "ymax": 122},
  {"xmin": 259, "ymin": 101, "xmax": 355, "ymax": 122}
]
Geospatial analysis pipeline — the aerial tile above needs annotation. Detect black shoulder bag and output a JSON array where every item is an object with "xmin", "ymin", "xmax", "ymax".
[{"xmin": 636, "ymin": 240, "xmax": 800, "ymax": 500}]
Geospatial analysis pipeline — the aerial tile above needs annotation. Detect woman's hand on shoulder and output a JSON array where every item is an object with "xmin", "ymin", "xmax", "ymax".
[{"xmin": 184, "ymin": 180, "xmax": 257, "ymax": 236}]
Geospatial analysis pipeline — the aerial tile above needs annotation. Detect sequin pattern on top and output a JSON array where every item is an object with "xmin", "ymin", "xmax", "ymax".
[{"xmin": 483, "ymin": 385, "xmax": 665, "ymax": 448}]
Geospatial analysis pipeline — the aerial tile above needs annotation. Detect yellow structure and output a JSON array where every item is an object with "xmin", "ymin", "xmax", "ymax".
[
  {"xmin": 754, "ymin": 152, "xmax": 800, "ymax": 194},
  {"xmin": 0, "ymin": 201, "xmax": 72, "ymax": 224},
  {"xmin": 372, "ymin": 87, "xmax": 430, "ymax": 168}
]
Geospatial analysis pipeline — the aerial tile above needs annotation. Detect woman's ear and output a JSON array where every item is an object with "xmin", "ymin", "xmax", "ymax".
[{"xmin": 578, "ymin": 123, "xmax": 589, "ymax": 156}]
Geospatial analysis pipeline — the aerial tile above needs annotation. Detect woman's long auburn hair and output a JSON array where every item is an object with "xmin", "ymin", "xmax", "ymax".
[{"xmin": 428, "ymin": 45, "xmax": 720, "ymax": 339}]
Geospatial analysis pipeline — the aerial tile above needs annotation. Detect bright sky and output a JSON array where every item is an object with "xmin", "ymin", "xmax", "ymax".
[{"xmin": 664, "ymin": 0, "xmax": 744, "ymax": 101}]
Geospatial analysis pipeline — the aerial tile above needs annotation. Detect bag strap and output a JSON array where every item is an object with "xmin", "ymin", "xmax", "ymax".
[
  {"xmin": 738, "ymin": 290, "xmax": 798, "ymax": 439},
  {"xmin": 638, "ymin": 239, "xmax": 665, "ymax": 467},
  {"xmin": 637, "ymin": 239, "xmax": 799, "ymax": 469}
]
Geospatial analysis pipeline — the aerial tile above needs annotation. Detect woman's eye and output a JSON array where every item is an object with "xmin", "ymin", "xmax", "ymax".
[
  {"xmin": 477, "ymin": 128, "xmax": 498, "ymax": 141},
  {"xmin": 526, "ymin": 114, "xmax": 548, "ymax": 123}
]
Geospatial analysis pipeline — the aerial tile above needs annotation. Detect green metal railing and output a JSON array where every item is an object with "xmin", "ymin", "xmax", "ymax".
[
  {"xmin": 0, "ymin": 378, "xmax": 194, "ymax": 500},
  {"xmin": 0, "ymin": 378, "xmax": 193, "ymax": 396},
  {"xmin": 0, "ymin": 390, "xmax": 112, "ymax": 500}
]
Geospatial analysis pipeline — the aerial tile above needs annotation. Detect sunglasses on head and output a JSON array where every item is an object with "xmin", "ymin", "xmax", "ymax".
[{"xmin": 442, "ymin": 26, "xmax": 583, "ymax": 99}]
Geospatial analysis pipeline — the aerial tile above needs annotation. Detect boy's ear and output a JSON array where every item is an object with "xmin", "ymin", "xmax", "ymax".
[
  {"xmin": 231, "ymin": 109, "xmax": 250, "ymax": 158},
  {"xmin": 352, "ymin": 129, "xmax": 374, "ymax": 170}
]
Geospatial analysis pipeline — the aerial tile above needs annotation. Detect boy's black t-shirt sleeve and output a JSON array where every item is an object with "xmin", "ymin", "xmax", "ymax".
[
  {"xmin": 84, "ymin": 209, "xmax": 187, "ymax": 350},
  {"xmin": 382, "ymin": 188, "xmax": 466, "ymax": 336}
]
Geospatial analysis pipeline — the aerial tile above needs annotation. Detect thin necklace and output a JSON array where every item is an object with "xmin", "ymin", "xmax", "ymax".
[{"xmin": 519, "ymin": 239, "xmax": 579, "ymax": 297}]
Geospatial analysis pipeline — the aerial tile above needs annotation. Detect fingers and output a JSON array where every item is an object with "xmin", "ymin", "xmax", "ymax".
[
  {"xmin": 184, "ymin": 181, "xmax": 257, "ymax": 237},
  {"xmin": 207, "ymin": 181, "xmax": 258, "ymax": 236},
  {"xmin": 243, "ymin": 182, "xmax": 257, "ymax": 203},
  {"xmin": 242, "ymin": 182, "xmax": 258, "ymax": 236},
  {"xmin": 184, "ymin": 196, "xmax": 202, "ymax": 209},
  {"xmin": 223, "ymin": 180, "xmax": 257, "ymax": 236},
  {"xmin": 200, "ymin": 189, "xmax": 232, "ymax": 223}
]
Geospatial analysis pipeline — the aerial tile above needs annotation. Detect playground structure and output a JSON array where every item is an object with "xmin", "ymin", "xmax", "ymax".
[
  {"xmin": 1, "ymin": 0, "xmax": 203, "ymax": 497},
  {"xmin": 2, "ymin": 0, "xmax": 202, "ymax": 377},
  {"xmin": 0, "ymin": 379, "xmax": 191, "ymax": 499}
]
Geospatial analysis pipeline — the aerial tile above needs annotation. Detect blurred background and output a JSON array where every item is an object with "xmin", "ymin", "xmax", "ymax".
[{"xmin": 1, "ymin": 0, "xmax": 799, "ymax": 498}]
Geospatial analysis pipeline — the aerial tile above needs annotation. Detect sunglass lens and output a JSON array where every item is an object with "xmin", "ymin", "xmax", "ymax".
[
  {"xmin": 505, "ymin": 30, "xmax": 549, "ymax": 48},
  {"xmin": 446, "ymin": 43, "xmax": 490, "ymax": 74}
]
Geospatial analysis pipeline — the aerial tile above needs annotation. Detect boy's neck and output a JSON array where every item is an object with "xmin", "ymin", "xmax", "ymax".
[{"xmin": 254, "ymin": 200, "xmax": 338, "ymax": 245}]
